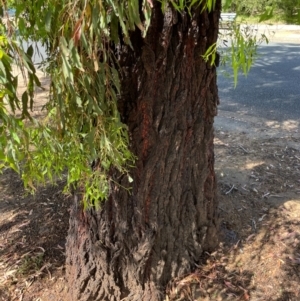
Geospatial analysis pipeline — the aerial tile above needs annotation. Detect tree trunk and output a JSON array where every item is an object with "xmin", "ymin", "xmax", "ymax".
[{"xmin": 66, "ymin": 2, "xmax": 221, "ymax": 300}]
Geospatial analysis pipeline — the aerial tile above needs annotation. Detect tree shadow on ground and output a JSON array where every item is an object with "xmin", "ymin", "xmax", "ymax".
[
  {"xmin": 166, "ymin": 196, "xmax": 300, "ymax": 301},
  {"xmin": 0, "ymin": 169, "xmax": 71, "ymax": 300},
  {"xmin": 219, "ymin": 198, "xmax": 300, "ymax": 301},
  {"xmin": 166, "ymin": 255, "xmax": 254, "ymax": 301}
]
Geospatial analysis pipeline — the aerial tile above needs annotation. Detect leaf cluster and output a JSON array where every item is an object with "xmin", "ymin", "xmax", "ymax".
[
  {"xmin": 218, "ymin": 23, "xmax": 268, "ymax": 86},
  {"xmin": 1, "ymin": 0, "xmax": 151, "ymax": 206}
]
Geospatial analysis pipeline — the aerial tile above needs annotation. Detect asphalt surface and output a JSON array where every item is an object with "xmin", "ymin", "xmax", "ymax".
[{"xmin": 217, "ymin": 37, "xmax": 300, "ymax": 123}]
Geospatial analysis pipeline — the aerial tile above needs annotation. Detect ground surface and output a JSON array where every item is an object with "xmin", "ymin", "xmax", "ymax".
[
  {"xmin": 1, "ymin": 45, "xmax": 300, "ymax": 300},
  {"xmin": 1, "ymin": 110, "xmax": 299, "ymax": 301}
]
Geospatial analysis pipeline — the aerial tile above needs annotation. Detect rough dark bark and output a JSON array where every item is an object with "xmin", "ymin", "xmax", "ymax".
[{"xmin": 66, "ymin": 2, "xmax": 221, "ymax": 300}]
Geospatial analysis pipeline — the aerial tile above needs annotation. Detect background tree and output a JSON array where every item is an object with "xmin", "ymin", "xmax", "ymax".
[
  {"xmin": 1, "ymin": 0, "xmax": 262, "ymax": 300},
  {"xmin": 223, "ymin": 0, "xmax": 300, "ymax": 23}
]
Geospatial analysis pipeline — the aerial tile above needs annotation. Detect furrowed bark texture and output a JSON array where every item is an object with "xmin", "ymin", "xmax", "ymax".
[{"xmin": 66, "ymin": 2, "xmax": 221, "ymax": 301}]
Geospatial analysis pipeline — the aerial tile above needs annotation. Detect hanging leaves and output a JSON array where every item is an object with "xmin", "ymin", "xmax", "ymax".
[
  {"xmin": 0, "ymin": 0, "xmax": 157, "ymax": 207},
  {"xmin": 72, "ymin": 19, "xmax": 82, "ymax": 46}
]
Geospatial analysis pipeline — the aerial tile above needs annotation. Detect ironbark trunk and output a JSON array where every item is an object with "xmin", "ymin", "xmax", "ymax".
[{"xmin": 66, "ymin": 2, "xmax": 221, "ymax": 300}]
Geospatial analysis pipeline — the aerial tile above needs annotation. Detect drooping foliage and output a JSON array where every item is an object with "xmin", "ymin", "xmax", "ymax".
[{"xmin": 1, "ymin": 0, "xmax": 154, "ymax": 205}]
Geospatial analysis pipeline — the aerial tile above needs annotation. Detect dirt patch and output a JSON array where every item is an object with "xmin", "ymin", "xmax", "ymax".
[
  {"xmin": 169, "ymin": 113, "xmax": 300, "ymax": 301},
  {"xmin": 212, "ymin": 127, "xmax": 300, "ymax": 301},
  {"xmin": 0, "ymin": 169, "xmax": 71, "ymax": 301}
]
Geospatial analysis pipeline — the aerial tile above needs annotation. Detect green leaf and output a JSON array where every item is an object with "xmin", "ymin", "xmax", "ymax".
[
  {"xmin": 27, "ymin": 45, "xmax": 34, "ymax": 59},
  {"xmin": 259, "ymin": 7, "xmax": 274, "ymax": 22},
  {"xmin": 45, "ymin": 10, "xmax": 52, "ymax": 33},
  {"xmin": 131, "ymin": 0, "xmax": 145, "ymax": 31},
  {"xmin": 222, "ymin": 0, "xmax": 232, "ymax": 11},
  {"xmin": 21, "ymin": 91, "xmax": 29, "ymax": 116},
  {"xmin": 12, "ymin": 132, "xmax": 21, "ymax": 144},
  {"xmin": 110, "ymin": 13, "xmax": 119, "ymax": 44}
]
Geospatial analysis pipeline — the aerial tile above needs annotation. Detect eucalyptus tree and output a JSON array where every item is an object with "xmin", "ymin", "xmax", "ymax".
[{"xmin": 0, "ymin": 0, "xmax": 258, "ymax": 300}]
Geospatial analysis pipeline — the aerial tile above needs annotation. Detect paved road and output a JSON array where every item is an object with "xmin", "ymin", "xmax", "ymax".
[{"xmin": 217, "ymin": 42, "xmax": 300, "ymax": 122}]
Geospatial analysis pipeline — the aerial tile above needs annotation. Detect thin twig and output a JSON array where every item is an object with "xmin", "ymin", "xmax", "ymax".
[
  {"xmin": 225, "ymin": 185, "xmax": 236, "ymax": 195},
  {"xmin": 241, "ymin": 185, "xmax": 249, "ymax": 192},
  {"xmin": 251, "ymin": 219, "xmax": 256, "ymax": 232},
  {"xmin": 238, "ymin": 144, "xmax": 250, "ymax": 153},
  {"xmin": 219, "ymin": 206, "xmax": 228, "ymax": 213}
]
